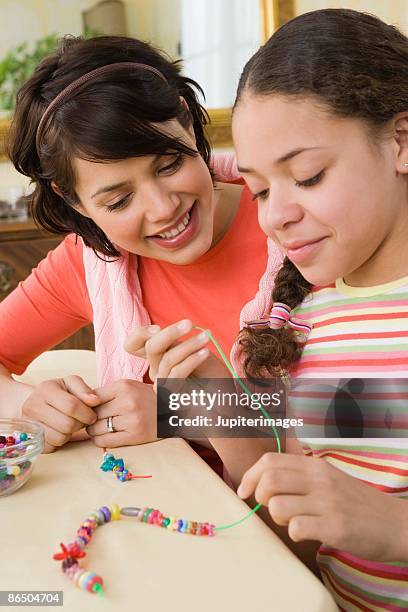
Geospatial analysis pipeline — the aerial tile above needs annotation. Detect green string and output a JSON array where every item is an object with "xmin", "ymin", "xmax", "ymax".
[
  {"xmin": 193, "ymin": 326, "xmax": 281, "ymax": 453},
  {"xmin": 192, "ymin": 326, "xmax": 282, "ymax": 531},
  {"xmin": 214, "ymin": 503, "xmax": 262, "ymax": 531}
]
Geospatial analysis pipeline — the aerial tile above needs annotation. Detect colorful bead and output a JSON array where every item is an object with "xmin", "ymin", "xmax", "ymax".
[
  {"xmin": 119, "ymin": 507, "xmax": 137, "ymax": 517},
  {"xmin": 134, "ymin": 507, "xmax": 144, "ymax": 521},
  {"xmin": 167, "ymin": 516, "xmax": 176, "ymax": 529},
  {"xmin": 62, "ymin": 557, "xmax": 78, "ymax": 571},
  {"xmin": 7, "ymin": 465, "xmax": 20, "ymax": 476},
  {"xmin": 89, "ymin": 510, "xmax": 105, "ymax": 525},
  {"xmin": 143, "ymin": 508, "xmax": 153, "ymax": 523},
  {"xmin": 86, "ymin": 574, "xmax": 104, "ymax": 594},
  {"xmin": 76, "ymin": 537, "xmax": 88, "ymax": 548},
  {"xmin": 77, "ymin": 529, "xmax": 91, "ymax": 544},
  {"xmin": 148, "ymin": 509, "xmax": 158, "ymax": 524},
  {"xmin": 110, "ymin": 504, "xmax": 121, "ymax": 520},
  {"xmin": 100, "ymin": 506, "xmax": 111, "ymax": 523}
]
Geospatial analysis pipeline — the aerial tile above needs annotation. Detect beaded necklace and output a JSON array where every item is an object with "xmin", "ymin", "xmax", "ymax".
[{"xmin": 53, "ymin": 327, "xmax": 283, "ymax": 596}]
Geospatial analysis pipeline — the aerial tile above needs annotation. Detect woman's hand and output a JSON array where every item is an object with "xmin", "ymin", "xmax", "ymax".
[
  {"xmin": 237, "ymin": 451, "xmax": 408, "ymax": 562},
  {"xmin": 86, "ymin": 380, "xmax": 157, "ymax": 447},
  {"xmin": 125, "ymin": 319, "xmax": 229, "ymax": 383},
  {"xmin": 21, "ymin": 376, "xmax": 100, "ymax": 453}
]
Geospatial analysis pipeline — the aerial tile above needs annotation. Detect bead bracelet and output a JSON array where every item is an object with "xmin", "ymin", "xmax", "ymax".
[
  {"xmin": 53, "ymin": 503, "xmax": 216, "ymax": 595},
  {"xmin": 99, "ymin": 451, "xmax": 152, "ymax": 482}
]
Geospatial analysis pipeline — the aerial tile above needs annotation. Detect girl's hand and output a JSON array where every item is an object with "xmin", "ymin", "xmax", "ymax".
[
  {"xmin": 86, "ymin": 380, "xmax": 157, "ymax": 447},
  {"xmin": 21, "ymin": 376, "xmax": 100, "ymax": 453},
  {"xmin": 237, "ymin": 452, "xmax": 408, "ymax": 562},
  {"xmin": 125, "ymin": 319, "xmax": 228, "ymax": 384}
]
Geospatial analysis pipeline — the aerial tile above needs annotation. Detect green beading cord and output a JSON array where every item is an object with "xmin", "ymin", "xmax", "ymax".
[{"xmin": 192, "ymin": 326, "xmax": 282, "ymax": 531}]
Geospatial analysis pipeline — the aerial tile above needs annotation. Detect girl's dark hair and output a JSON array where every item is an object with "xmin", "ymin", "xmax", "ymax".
[
  {"xmin": 9, "ymin": 36, "xmax": 212, "ymax": 257},
  {"xmin": 234, "ymin": 8, "xmax": 408, "ymax": 378}
]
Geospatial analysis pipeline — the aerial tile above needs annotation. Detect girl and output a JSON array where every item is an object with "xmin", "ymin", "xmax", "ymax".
[
  {"xmin": 0, "ymin": 35, "xmax": 282, "ymax": 455},
  {"xmin": 129, "ymin": 9, "xmax": 408, "ymax": 610}
]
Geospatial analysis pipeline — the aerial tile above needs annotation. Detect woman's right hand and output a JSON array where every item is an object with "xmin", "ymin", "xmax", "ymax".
[
  {"xmin": 125, "ymin": 319, "xmax": 229, "ymax": 385},
  {"xmin": 21, "ymin": 376, "xmax": 100, "ymax": 453}
]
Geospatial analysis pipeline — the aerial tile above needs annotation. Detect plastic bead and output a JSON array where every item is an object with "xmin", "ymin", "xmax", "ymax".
[
  {"xmin": 62, "ymin": 557, "xmax": 78, "ymax": 572},
  {"xmin": 7, "ymin": 465, "xmax": 20, "ymax": 476},
  {"xmin": 89, "ymin": 510, "xmax": 105, "ymax": 525},
  {"xmin": 100, "ymin": 506, "xmax": 111, "ymax": 522},
  {"xmin": 136, "ymin": 507, "xmax": 145, "ymax": 522},
  {"xmin": 168, "ymin": 517, "xmax": 176, "ymax": 529},
  {"xmin": 120, "ymin": 506, "xmax": 141, "ymax": 518},
  {"xmin": 87, "ymin": 574, "xmax": 104, "ymax": 593},
  {"xmin": 110, "ymin": 504, "xmax": 121, "ymax": 520},
  {"xmin": 148, "ymin": 509, "xmax": 158, "ymax": 524}
]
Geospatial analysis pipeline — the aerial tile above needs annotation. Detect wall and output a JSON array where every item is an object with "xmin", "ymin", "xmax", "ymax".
[
  {"xmin": 0, "ymin": 0, "xmax": 181, "ymax": 186},
  {"xmin": 294, "ymin": 0, "xmax": 408, "ymax": 32},
  {"xmin": 0, "ymin": 0, "xmax": 181, "ymax": 58}
]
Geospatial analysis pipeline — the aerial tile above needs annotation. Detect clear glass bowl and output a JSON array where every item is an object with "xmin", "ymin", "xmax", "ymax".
[{"xmin": 0, "ymin": 418, "xmax": 44, "ymax": 497}]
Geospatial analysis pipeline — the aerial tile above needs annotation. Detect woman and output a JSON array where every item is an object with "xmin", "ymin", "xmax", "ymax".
[{"xmin": 0, "ymin": 35, "xmax": 282, "ymax": 454}]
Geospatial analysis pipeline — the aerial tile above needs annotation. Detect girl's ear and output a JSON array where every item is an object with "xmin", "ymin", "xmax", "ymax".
[
  {"xmin": 179, "ymin": 96, "xmax": 189, "ymax": 112},
  {"xmin": 51, "ymin": 180, "xmax": 63, "ymax": 198},
  {"xmin": 393, "ymin": 112, "xmax": 408, "ymax": 173},
  {"xmin": 51, "ymin": 180, "xmax": 91, "ymax": 218}
]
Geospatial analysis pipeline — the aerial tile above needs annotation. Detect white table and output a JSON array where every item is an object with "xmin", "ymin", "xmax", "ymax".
[{"xmin": 0, "ymin": 438, "xmax": 336, "ymax": 611}]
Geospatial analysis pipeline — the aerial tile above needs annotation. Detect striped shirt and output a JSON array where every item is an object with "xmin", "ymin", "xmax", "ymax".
[{"xmin": 291, "ymin": 275, "xmax": 408, "ymax": 611}]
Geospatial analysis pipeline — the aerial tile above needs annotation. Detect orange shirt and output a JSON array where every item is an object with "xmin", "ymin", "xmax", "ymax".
[{"xmin": 0, "ymin": 186, "xmax": 267, "ymax": 374}]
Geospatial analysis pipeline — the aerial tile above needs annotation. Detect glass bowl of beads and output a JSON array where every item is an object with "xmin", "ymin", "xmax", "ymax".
[{"xmin": 0, "ymin": 418, "xmax": 44, "ymax": 497}]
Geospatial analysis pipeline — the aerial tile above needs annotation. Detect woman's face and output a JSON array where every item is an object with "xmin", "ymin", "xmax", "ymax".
[
  {"xmin": 72, "ymin": 120, "xmax": 215, "ymax": 265},
  {"xmin": 232, "ymin": 94, "xmax": 408, "ymax": 287}
]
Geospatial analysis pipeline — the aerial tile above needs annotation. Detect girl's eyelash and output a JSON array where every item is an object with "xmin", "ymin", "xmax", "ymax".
[
  {"xmin": 252, "ymin": 189, "xmax": 269, "ymax": 202},
  {"xmin": 251, "ymin": 170, "xmax": 325, "ymax": 201},
  {"xmin": 295, "ymin": 169, "xmax": 325, "ymax": 188},
  {"xmin": 106, "ymin": 193, "xmax": 132, "ymax": 212}
]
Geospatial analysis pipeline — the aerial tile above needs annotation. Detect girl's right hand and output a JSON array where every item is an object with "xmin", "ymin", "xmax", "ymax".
[{"xmin": 21, "ymin": 376, "xmax": 100, "ymax": 453}]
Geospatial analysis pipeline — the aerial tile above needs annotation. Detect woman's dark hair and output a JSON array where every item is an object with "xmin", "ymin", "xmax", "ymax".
[
  {"xmin": 234, "ymin": 8, "xmax": 408, "ymax": 378},
  {"xmin": 9, "ymin": 36, "xmax": 212, "ymax": 257}
]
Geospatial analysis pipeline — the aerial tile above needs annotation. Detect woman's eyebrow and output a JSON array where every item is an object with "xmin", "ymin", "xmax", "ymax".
[
  {"xmin": 237, "ymin": 146, "xmax": 324, "ymax": 173},
  {"xmin": 91, "ymin": 181, "xmax": 130, "ymax": 199},
  {"xmin": 90, "ymin": 154, "xmax": 165, "ymax": 198}
]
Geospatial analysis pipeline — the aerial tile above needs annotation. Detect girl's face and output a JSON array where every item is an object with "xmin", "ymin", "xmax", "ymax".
[
  {"xmin": 72, "ymin": 120, "xmax": 215, "ymax": 265},
  {"xmin": 232, "ymin": 94, "xmax": 408, "ymax": 287}
]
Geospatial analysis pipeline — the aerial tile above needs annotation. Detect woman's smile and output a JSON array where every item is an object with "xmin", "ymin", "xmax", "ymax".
[{"xmin": 147, "ymin": 200, "xmax": 200, "ymax": 249}]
